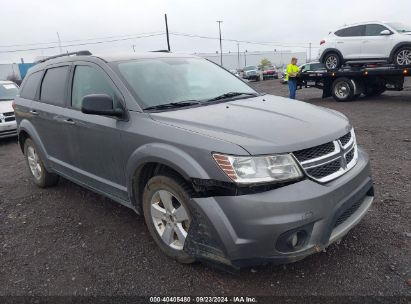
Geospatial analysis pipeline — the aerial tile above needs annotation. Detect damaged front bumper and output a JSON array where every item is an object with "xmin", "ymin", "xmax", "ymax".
[{"xmin": 184, "ymin": 148, "xmax": 374, "ymax": 269}]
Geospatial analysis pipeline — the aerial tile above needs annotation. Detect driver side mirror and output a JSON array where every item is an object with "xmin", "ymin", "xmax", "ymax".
[
  {"xmin": 81, "ymin": 94, "xmax": 124, "ymax": 117},
  {"xmin": 380, "ymin": 29, "xmax": 392, "ymax": 35}
]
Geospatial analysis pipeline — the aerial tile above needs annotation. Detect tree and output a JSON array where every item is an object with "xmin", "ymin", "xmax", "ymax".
[{"xmin": 258, "ymin": 58, "xmax": 272, "ymax": 69}]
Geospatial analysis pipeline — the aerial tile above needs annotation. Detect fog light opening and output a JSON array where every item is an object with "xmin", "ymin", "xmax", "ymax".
[{"xmin": 287, "ymin": 230, "xmax": 307, "ymax": 250}]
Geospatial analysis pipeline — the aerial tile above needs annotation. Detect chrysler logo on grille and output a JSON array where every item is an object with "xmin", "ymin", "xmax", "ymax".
[{"xmin": 0, "ymin": 114, "xmax": 5, "ymax": 123}]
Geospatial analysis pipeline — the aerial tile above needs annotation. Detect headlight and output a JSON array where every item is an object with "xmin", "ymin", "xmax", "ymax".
[{"xmin": 213, "ymin": 153, "xmax": 303, "ymax": 184}]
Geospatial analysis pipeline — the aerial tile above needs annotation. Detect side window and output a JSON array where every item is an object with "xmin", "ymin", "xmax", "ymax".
[
  {"xmin": 40, "ymin": 66, "xmax": 69, "ymax": 106},
  {"xmin": 71, "ymin": 65, "xmax": 116, "ymax": 110},
  {"xmin": 335, "ymin": 25, "xmax": 365, "ymax": 37},
  {"xmin": 20, "ymin": 71, "xmax": 43, "ymax": 100},
  {"xmin": 365, "ymin": 24, "xmax": 390, "ymax": 36}
]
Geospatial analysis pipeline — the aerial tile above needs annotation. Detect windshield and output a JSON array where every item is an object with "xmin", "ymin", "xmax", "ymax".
[
  {"xmin": 115, "ymin": 58, "xmax": 256, "ymax": 109},
  {"xmin": 387, "ymin": 22, "xmax": 411, "ymax": 33},
  {"xmin": 0, "ymin": 83, "xmax": 19, "ymax": 101},
  {"xmin": 263, "ymin": 66, "xmax": 275, "ymax": 71},
  {"xmin": 243, "ymin": 66, "xmax": 257, "ymax": 71}
]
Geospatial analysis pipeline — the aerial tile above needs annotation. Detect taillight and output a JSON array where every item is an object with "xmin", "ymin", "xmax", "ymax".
[
  {"xmin": 320, "ymin": 40, "xmax": 325, "ymax": 45},
  {"xmin": 12, "ymin": 101, "xmax": 16, "ymax": 110}
]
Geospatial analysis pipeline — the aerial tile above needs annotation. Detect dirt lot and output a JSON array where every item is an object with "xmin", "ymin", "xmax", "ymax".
[{"xmin": 1, "ymin": 79, "xmax": 410, "ymax": 297}]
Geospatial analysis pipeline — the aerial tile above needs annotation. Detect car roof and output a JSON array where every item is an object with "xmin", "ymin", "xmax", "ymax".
[
  {"xmin": 29, "ymin": 51, "xmax": 201, "ymax": 74},
  {"xmin": 0, "ymin": 80, "xmax": 17, "ymax": 85}
]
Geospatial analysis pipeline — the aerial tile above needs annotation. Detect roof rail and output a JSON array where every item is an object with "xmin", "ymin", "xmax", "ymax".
[{"xmin": 35, "ymin": 50, "xmax": 92, "ymax": 64}]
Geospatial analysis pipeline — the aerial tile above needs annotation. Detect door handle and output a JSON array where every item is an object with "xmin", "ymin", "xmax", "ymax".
[
  {"xmin": 29, "ymin": 110, "xmax": 39, "ymax": 115},
  {"xmin": 337, "ymin": 41, "xmax": 344, "ymax": 44},
  {"xmin": 63, "ymin": 118, "xmax": 76, "ymax": 125}
]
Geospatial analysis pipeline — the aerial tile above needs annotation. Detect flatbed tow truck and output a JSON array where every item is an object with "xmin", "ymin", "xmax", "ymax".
[{"xmin": 297, "ymin": 63, "xmax": 410, "ymax": 102}]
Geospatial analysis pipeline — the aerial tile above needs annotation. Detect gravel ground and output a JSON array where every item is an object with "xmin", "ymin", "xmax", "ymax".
[{"xmin": 0, "ymin": 79, "xmax": 410, "ymax": 297}]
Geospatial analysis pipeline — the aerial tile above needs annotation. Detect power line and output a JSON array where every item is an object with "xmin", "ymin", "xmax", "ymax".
[
  {"xmin": 169, "ymin": 32, "xmax": 320, "ymax": 49},
  {"xmin": 0, "ymin": 31, "xmax": 164, "ymax": 48},
  {"xmin": 0, "ymin": 33, "xmax": 165, "ymax": 54}
]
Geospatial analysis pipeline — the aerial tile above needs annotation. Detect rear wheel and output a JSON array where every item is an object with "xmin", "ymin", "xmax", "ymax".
[
  {"xmin": 142, "ymin": 175, "xmax": 195, "ymax": 264},
  {"xmin": 332, "ymin": 77, "xmax": 355, "ymax": 102},
  {"xmin": 394, "ymin": 47, "xmax": 411, "ymax": 66},
  {"xmin": 324, "ymin": 52, "xmax": 342, "ymax": 70},
  {"xmin": 24, "ymin": 138, "xmax": 59, "ymax": 188}
]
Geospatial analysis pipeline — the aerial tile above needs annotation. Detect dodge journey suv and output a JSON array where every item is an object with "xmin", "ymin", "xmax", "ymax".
[{"xmin": 15, "ymin": 51, "xmax": 374, "ymax": 268}]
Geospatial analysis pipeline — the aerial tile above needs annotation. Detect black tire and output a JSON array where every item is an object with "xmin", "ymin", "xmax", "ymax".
[
  {"xmin": 393, "ymin": 46, "xmax": 411, "ymax": 66},
  {"xmin": 323, "ymin": 52, "xmax": 342, "ymax": 70},
  {"xmin": 142, "ymin": 175, "xmax": 195, "ymax": 264},
  {"xmin": 24, "ymin": 138, "xmax": 59, "ymax": 188},
  {"xmin": 332, "ymin": 77, "xmax": 355, "ymax": 102}
]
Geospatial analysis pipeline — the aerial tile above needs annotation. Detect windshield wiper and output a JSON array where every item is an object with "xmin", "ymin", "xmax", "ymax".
[
  {"xmin": 203, "ymin": 92, "xmax": 259, "ymax": 103},
  {"xmin": 144, "ymin": 100, "xmax": 200, "ymax": 111}
]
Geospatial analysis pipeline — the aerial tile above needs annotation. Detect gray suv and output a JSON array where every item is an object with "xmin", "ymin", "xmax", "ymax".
[{"xmin": 15, "ymin": 51, "xmax": 374, "ymax": 268}]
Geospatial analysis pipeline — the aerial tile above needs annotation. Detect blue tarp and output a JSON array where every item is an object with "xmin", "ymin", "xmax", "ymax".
[{"xmin": 18, "ymin": 63, "xmax": 35, "ymax": 79}]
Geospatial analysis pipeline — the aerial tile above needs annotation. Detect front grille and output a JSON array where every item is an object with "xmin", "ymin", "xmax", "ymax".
[
  {"xmin": 339, "ymin": 132, "xmax": 351, "ymax": 147},
  {"xmin": 306, "ymin": 159, "xmax": 341, "ymax": 179},
  {"xmin": 3, "ymin": 112, "xmax": 14, "ymax": 117},
  {"xmin": 292, "ymin": 129, "xmax": 358, "ymax": 183},
  {"xmin": 5, "ymin": 117, "xmax": 15, "ymax": 122},
  {"xmin": 334, "ymin": 199, "xmax": 363, "ymax": 228},
  {"xmin": 293, "ymin": 141, "xmax": 335, "ymax": 162},
  {"xmin": 345, "ymin": 148, "xmax": 354, "ymax": 164}
]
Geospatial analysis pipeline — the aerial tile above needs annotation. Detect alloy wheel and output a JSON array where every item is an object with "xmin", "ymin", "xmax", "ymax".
[
  {"xmin": 150, "ymin": 190, "xmax": 190, "ymax": 250},
  {"xmin": 396, "ymin": 49, "xmax": 411, "ymax": 66},
  {"xmin": 27, "ymin": 145, "xmax": 42, "ymax": 180},
  {"xmin": 326, "ymin": 55, "xmax": 338, "ymax": 69}
]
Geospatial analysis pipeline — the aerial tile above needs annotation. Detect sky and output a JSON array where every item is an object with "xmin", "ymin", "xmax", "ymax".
[{"xmin": 0, "ymin": 0, "xmax": 410, "ymax": 63}]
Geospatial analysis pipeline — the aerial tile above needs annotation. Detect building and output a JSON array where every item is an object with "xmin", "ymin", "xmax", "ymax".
[
  {"xmin": 0, "ymin": 63, "xmax": 34, "ymax": 81},
  {"xmin": 196, "ymin": 50, "xmax": 307, "ymax": 70}
]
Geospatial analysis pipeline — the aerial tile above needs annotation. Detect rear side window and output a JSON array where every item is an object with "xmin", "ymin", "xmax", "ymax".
[
  {"xmin": 40, "ymin": 66, "xmax": 69, "ymax": 106},
  {"xmin": 335, "ymin": 25, "xmax": 365, "ymax": 37},
  {"xmin": 20, "ymin": 71, "xmax": 43, "ymax": 100},
  {"xmin": 365, "ymin": 24, "xmax": 390, "ymax": 36},
  {"xmin": 71, "ymin": 65, "xmax": 116, "ymax": 110}
]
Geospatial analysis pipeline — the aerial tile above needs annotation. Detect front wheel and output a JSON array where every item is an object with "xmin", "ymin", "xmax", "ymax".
[
  {"xmin": 394, "ymin": 47, "xmax": 411, "ymax": 66},
  {"xmin": 142, "ymin": 175, "xmax": 195, "ymax": 264}
]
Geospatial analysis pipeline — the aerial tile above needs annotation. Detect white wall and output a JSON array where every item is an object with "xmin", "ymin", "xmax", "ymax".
[
  {"xmin": 196, "ymin": 51, "xmax": 307, "ymax": 70},
  {"xmin": 0, "ymin": 64, "xmax": 21, "ymax": 80}
]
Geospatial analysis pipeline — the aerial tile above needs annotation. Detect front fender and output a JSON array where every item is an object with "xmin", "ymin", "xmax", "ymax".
[
  {"xmin": 18, "ymin": 119, "xmax": 51, "ymax": 171},
  {"xmin": 125, "ymin": 143, "xmax": 212, "ymax": 202}
]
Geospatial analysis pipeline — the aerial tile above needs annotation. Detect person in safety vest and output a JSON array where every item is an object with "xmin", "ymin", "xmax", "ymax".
[{"xmin": 286, "ymin": 57, "xmax": 300, "ymax": 99}]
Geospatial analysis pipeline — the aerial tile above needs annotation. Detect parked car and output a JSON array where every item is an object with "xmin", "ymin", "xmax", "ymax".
[
  {"xmin": 299, "ymin": 62, "xmax": 327, "ymax": 73},
  {"xmin": 261, "ymin": 65, "xmax": 278, "ymax": 80},
  {"xmin": 229, "ymin": 69, "xmax": 240, "ymax": 77},
  {"xmin": 319, "ymin": 21, "xmax": 411, "ymax": 69},
  {"xmin": 15, "ymin": 51, "xmax": 374, "ymax": 268},
  {"xmin": 0, "ymin": 81, "xmax": 19, "ymax": 138},
  {"xmin": 242, "ymin": 65, "xmax": 260, "ymax": 81}
]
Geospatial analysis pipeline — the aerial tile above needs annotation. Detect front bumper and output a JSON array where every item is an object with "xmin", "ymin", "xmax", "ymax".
[
  {"xmin": 185, "ymin": 148, "xmax": 373, "ymax": 268},
  {"xmin": 0, "ymin": 121, "xmax": 17, "ymax": 138}
]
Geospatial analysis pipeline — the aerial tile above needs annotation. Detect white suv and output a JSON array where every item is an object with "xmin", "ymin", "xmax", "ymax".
[{"xmin": 318, "ymin": 22, "xmax": 411, "ymax": 69}]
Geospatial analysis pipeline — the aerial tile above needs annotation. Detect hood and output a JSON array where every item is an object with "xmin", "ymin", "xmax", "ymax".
[
  {"xmin": 150, "ymin": 95, "xmax": 351, "ymax": 155},
  {"xmin": 0, "ymin": 100, "xmax": 14, "ymax": 114}
]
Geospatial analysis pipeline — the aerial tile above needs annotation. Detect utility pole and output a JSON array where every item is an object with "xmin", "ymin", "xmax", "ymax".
[
  {"xmin": 56, "ymin": 32, "xmax": 63, "ymax": 53},
  {"xmin": 237, "ymin": 42, "xmax": 240, "ymax": 70},
  {"xmin": 165, "ymin": 14, "xmax": 171, "ymax": 52},
  {"xmin": 244, "ymin": 50, "xmax": 247, "ymax": 66},
  {"xmin": 216, "ymin": 20, "xmax": 223, "ymax": 66},
  {"xmin": 308, "ymin": 42, "xmax": 312, "ymax": 62}
]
